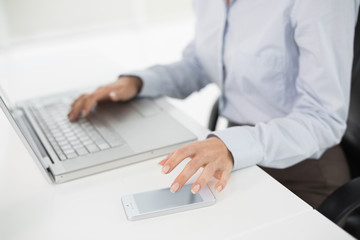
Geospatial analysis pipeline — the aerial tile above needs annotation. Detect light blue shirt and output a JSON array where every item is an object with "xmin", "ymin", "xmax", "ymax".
[{"xmin": 129, "ymin": 0, "xmax": 359, "ymax": 170}]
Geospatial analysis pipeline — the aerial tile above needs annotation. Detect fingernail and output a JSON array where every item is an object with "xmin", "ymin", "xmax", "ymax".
[
  {"xmin": 161, "ymin": 165, "xmax": 170, "ymax": 174},
  {"xmin": 191, "ymin": 184, "xmax": 200, "ymax": 194},
  {"xmin": 170, "ymin": 183, "xmax": 180, "ymax": 193},
  {"xmin": 70, "ymin": 114, "xmax": 76, "ymax": 121},
  {"xmin": 109, "ymin": 92, "xmax": 116, "ymax": 99},
  {"xmin": 216, "ymin": 185, "xmax": 223, "ymax": 192},
  {"xmin": 158, "ymin": 159, "xmax": 165, "ymax": 166},
  {"xmin": 81, "ymin": 110, "xmax": 86, "ymax": 118}
]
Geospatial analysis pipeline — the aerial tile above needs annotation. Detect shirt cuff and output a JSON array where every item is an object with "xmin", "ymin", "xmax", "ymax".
[
  {"xmin": 120, "ymin": 69, "xmax": 162, "ymax": 98},
  {"xmin": 208, "ymin": 126, "xmax": 264, "ymax": 171}
]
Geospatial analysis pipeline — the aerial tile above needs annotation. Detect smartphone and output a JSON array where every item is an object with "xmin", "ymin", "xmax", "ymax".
[{"xmin": 121, "ymin": 184, "xmax": 216, "ymax": 221}]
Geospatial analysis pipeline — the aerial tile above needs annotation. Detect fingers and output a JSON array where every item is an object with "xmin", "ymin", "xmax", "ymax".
[
  {"xmin": 68, "ymin": 77, "xmax": 142, "ymax": 121},
  {"xmin": 191, "ymin": 163, "xmax": 217, "ymax": 194},
  {"xmin": 170, "ymin": 161, "xmax": 230, "ymax": 194},
  {"xmin": 160, "ymin": 138, "xmax": 234, "ymax": 194},
  {"xmin": 214, "ymin": 170, "xmax": 231, "ymax": 192},
  {"xmin": 158, "ymin": 152, "xmax": 175, "ymax": 166},
  {"xmin": 68, "ymin": 94, "xmax": 88, "ymax": 121},
  {"xmin": 160, "ymin": 144, "xmax": 196, "ymax": 174},
  {"xmin": 82, "ymin": 95, "xmax": 98, "ymax": 117},
  {"xmin": 68, "ymin": 87, "xmax": 110, "ymax": 121},
  {"xmin": 170, "ymin": 158, "xmax": 203, "ymax": 193}
]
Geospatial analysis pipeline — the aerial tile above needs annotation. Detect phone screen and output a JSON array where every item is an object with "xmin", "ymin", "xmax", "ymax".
[{"xmin": 133, "ymin": 184, "xmax": 204, "ymax": 214}]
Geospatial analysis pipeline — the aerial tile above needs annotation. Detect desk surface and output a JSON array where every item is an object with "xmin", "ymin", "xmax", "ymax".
[
  {"xmin": 0, "ymin": 37, "xmax": 354, "ymax": 239},
  {"xmin": 0, "ymin": 101, "xmax": 351, "ymax": 240},
  {"xmin": 237, "ymin": 210, "xmax": 355, "ymax": 240}
]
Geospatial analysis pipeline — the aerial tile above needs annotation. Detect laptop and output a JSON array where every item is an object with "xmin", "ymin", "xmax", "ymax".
[{"xmin": 0, "ymin": 87, "xmax": 197, "ymax": 183}]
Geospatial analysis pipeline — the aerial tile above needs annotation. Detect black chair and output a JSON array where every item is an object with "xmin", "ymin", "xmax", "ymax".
[
  {"xmin": 208, "ymin": 13, "xmax": 360, "ymax": 239},
  {"xmin": 317, "ymin": 12, "xmax": 360, "ymax": 238}
]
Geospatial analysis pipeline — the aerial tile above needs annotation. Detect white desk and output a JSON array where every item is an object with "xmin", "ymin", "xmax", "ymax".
[
  {"xmin": 236, "ymin": 211, "xmax": 355, "ymax": 240},
  {"xmin": 0, "ymin": 101, "xmax": 352, "ymax": 240},
  {"xmin": 0, "ymin": 35, "xmax": 354, "ymax": 240}
]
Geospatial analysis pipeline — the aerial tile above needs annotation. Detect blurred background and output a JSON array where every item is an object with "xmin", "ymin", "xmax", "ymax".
[
  {"xmin": 0, "ymin": 0, "xmax": 192, "ymax": 44},
  {"xmin": 0, "ymin": 0, "xmax": 220, "ymax": 128}
]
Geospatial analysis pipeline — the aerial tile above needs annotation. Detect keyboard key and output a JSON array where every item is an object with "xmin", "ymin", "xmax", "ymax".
[
  {"xmin": 75, "ymin": 147, "xmax": 88, "ymax": 156},
  {"xmin": 33, "ymin": 101, "xmax": 124, "ymax": 159},
  {"xmin": 83, "ymin": 139, "xmax": 93, "ymax": 146},
  {"xmin": 98, "ymin": 142, "xmax": 110, "ymax": 150},
  {"xmin": 92, "ymin": 125, "xmax": 124, "ymax": 147},
  {"xmin": 53, "ymin": 132, "xmax": 63, "ymax": 138},
  {"xmin": 61, "ymin": 144, "xmax": 72, "ymax": 151},
  {"xmin": 66, "ymin": 152, "xmax": 78, "ymax": 159},
  {"xmin": 49, "ymin": 138, "xmax": 57, "ymax": 146},
  {"xmin": 79, "ymin": 135, "xmax": 90, "ymax": 141},
  {"xmin": 58, "ymin": 154, "xmax": 67, "ymax": 161},
  {"xmin": 85, "ymin": 144, "xmax": 100, "ymax": 153},
  {"xmin": 70, "ymin": 140, "xmax": 81, "ymax": 146},
  {"xmin": 67, "ymin": 135, "xmax": 77, "ymax": 142},
  {"xmin": 89, "ymin": 131, "xmax": 101, "ymax": 139},
  {"xmin": 58, "ymin": 140, "xmax": 68, "ymax": 146},
  {"xmin": 93, "ymin": 138, "xmax": 106, "ymax": 145},
  {"xmin": 54, "ymin": 148, "xmax": 64, "ymax": 156},
  {"xmin": 109, "ymin": 139, "xmax": 124, "ymax": 147},
  {"xmin": 63, "ymin": 148, "xmax": 76, "ymax": 155},
  {"xmin": 51, "ymin": 129, "xmax": 61, "ymax": 135},
  {"xmin": 65, "ymin": 132, "xmax": 75, "ymax": 138},
  {"xmin": 53, "ymin": 145, "xmax": 61, "ymax": 152},
  {"xmin": 55, "ymin": 136, "xmax": 66, "ymax": 142},
  {"xmin": 62, "ymin": 128, "xmax": 72, "ymax": 134},
  {"xmin": 74, "ymin": 129, "xmax": 85, "ymax": 136},
  {"xmin": 73, "ymin": 144, "xmax": 84, "ymax": 150}
]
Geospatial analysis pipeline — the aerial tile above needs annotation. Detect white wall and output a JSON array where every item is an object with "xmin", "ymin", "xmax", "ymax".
[
  {"xmin": 0, "ymin": 0, "xmax": 8, "ymax": 47},
  {"xmin": 1, "ymin": 0, "xmax": 193, "ymax": 44}
]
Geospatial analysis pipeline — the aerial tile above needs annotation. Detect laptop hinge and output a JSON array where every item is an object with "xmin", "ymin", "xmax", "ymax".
[{"xmin": 12, "ymin": 108, "xmax": 54, "ymax": 167}]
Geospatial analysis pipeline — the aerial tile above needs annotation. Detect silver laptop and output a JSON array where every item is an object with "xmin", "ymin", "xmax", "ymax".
[{"xmin": 0, "ymin": 88, "xmax": 197, "ymax": 184}]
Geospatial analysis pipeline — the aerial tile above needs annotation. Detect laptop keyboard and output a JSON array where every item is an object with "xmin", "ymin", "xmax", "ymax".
[{"xmin": 32, "ymin": 101, "xmax": 125, "ymax": 161}]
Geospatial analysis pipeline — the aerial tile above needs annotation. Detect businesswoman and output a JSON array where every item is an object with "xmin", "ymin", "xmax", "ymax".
[{"xmin": 68, "ymin": 0, "xmax": 359, "ymax": 208}]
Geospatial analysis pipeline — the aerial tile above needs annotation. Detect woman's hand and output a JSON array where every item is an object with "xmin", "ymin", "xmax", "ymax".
[
  {"xmin": 68, "ymin": 76, "xmax": 142, "ymax": 121},
  {"xmin": 159, "ymin": 137, "xmax": 234, "ymax": 194}
]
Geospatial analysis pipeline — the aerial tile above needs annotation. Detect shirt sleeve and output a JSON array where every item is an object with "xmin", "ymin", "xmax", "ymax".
[
  {"xmin": 211, "ymin": 0, "xmax": 359, "ymax": 170},
  {"xmin": 123, "ymin": 41, "xmax": 211, "ymax": 99}
]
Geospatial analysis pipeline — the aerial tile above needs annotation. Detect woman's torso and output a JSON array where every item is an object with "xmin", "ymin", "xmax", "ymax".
[{"xmin": 193, "ymin": 0, "xmax": 299, "ymax": 124}]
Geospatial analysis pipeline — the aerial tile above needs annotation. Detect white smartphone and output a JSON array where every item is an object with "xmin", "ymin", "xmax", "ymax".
[{"xmin": 121, "ymin": 184, "xmax": 216, "ymax": 221}]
